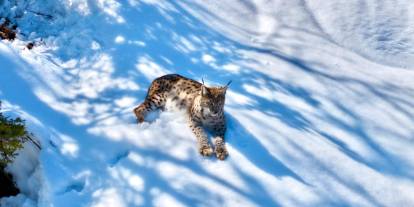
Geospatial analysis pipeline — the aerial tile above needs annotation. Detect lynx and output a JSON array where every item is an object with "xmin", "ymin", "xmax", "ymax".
[{"xmin": 133, "ymin": 74, "xmax": 230, "ymax": 160}]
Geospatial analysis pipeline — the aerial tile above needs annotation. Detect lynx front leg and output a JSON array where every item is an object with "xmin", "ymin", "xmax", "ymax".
[
  {"xmin": 213, "ymin": 123, "xmax": 228, "ymax": 160},
  {"xmin": 214, "ymin": 137, "xmax": 228, "ymax": 160},
  {"xmin": 188, "ymin": 119, "xmax": 213, "ymax": 157}
]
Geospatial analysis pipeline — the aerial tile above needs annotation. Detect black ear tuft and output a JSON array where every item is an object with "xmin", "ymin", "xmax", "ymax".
[{"xmin": 225, "ymin": 80, "xmax": 232, "ymax": 89}]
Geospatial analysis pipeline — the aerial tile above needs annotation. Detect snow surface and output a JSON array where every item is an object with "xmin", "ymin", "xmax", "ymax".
[{"xmin": 1, "ymin": 0, "xmax": 414, "ymax": 206}]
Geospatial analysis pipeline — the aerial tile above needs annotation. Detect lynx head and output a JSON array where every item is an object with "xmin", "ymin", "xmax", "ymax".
[{"xmin": 199, "ymin": 80, "xmax": 231, "ymax": 115}]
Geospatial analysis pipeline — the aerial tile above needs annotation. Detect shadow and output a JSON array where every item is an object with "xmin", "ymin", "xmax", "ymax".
[
  {"xmin": 227, "ymin": 113, "xmax": 307, "ymax": 184},
  {"xmin": 287, "ymin": 140, "xmax": 385, "ymax": 207},
  {"xmin": 222, "ymin": 39, "xmax": 414, "ymax": 176},
  {"xmin": 2, "ymin": 0, "xmax": 414, "ymax": 206},
  {"xmin": 117, "ymin": 147, "xmax": 284, "ymax": 207}
]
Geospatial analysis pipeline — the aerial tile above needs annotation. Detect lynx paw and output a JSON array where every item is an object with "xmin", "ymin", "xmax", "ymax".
[
  {"xmin": 215, "ymin": 145, "xmax": 228, "ymax": 160},
  {"xmin": 136, "ymin": 116, "xmax": 144, "ymax": 124},
  {"xmin": 199, "ymin": 145, "xmax": 213, "ymax": 157}
]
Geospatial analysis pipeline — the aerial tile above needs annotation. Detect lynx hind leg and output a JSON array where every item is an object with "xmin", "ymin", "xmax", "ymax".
[
  {"xmin": 133, "ymin": 100, "xmax": 151, "ymax": 123},
  {"xmin": 133, "ymin": 95, "xmax": 167, "ymax": 123},
  {"xmin": 133, "ymin": 77, "xmax": 171, "ymax": 123}
]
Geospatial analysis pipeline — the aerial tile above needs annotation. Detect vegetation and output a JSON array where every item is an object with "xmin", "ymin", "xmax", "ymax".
[
  {"xmin": 0, "ymin": 101, "xmax": 29, "ymax": 169},
  {"xmin": 0, "ymin": 101, "xmax": 29, "ymax": 197}
]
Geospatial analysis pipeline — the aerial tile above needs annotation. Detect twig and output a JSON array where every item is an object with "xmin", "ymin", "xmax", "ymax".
[
  {"xmin": 25, "ymin": 135, "xmax": 41, "ymax": 150},
  {"xmin": 26, "ymin": 10, "xmax": 53, "ymax": 19}
]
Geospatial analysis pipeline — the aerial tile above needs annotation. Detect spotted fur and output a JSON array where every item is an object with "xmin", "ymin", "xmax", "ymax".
[{"xmin": 133, "ymin": 74, "xmax": 229, "ymax": 160}]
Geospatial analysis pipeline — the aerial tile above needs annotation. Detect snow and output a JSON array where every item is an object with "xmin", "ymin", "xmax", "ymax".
[
  {"xmin": 1, "ymin": 0, "xmax": 414, "ymax": 206},
  {"xmin": 0, "ymin": 103, "xmax": 44, "ymax": 207}
]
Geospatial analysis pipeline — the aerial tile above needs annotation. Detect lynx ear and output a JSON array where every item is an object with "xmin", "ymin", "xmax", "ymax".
[{"xmin": 201, "ymin": 85, "xmax": 209, "ymax": 96}]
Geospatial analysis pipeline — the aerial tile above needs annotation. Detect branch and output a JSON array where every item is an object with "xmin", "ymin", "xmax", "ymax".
[
  {"xmin": 26, "ymin": 10, "xmax": 53, "ymax": 19},
  {"xmin": 25, "ymin": 135, "xmax": 41, "ymax": 150}
]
